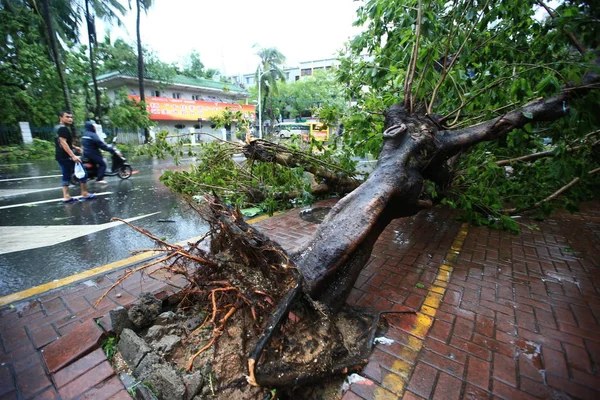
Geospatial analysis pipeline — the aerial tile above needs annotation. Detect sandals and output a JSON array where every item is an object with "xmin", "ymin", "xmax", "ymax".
[{"xmin": 61, "ymin": 193, "xmax": 96, "ymax": 203}]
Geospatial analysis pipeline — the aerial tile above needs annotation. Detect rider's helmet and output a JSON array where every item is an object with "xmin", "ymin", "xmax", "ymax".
[{"xmin": 85, "ymin": 121, "xmax": 96, "ymax": 133}]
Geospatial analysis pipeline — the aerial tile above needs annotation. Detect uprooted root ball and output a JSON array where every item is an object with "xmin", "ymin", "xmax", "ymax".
[{"xmin": 106, "ymin": 195, "xmax": 380, "ymax": 398}]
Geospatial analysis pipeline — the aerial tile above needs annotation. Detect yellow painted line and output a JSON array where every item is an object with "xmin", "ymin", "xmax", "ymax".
[
  {"xmin": 0, "ymin": 210, "xmax": 280, "ymax": 306},
  {"xmin": 245, "ymin": 214, "xmax": 272, "ymax": 224},
  {"xmin": 0, "ymin": 250, "xmax": 160, "ymax": 307},
  {"xmin": 245, "ymin": 210, "xmax": 282, "ymax": 225},
  {"xmin": 0, "ymin": 233, "xmax": 210, "ymax": 307},
  {"xmin": 375, "ymin": 223, "xmax": 469, "ymax": 398}
]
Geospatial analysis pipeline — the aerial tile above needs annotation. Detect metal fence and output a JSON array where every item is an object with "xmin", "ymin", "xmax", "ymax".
[
  {"xmin": 0, "ymin": 125, "xmax": 144, "ymax": 146},
  {"xmin": 31, "ymin": 126, "xmax": 56, "ymax": 142},
  {"xmin": 0, "ymin": 126, "xmax": 22, "ymax": 146},
  {"xmin": 106, "ymin": 128, "xmax": 144, "ymax": 145}
]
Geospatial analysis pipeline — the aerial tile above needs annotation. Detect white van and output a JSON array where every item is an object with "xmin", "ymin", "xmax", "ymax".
[{"xmin": 273, "ymin": 123, "xmax": 310, "ymax": 138}]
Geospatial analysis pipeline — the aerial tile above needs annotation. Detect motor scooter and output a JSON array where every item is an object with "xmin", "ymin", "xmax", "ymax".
[{"xmin": 71, "ymin": 140, "xmax": 132, "ymax": 185}]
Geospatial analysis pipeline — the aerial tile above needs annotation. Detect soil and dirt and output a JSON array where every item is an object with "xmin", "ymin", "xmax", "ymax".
[
  {"xmin": 113, "ymin": 296, "xmax": 375, "ymax": 399},
  {"xmin": 104, "ymin": 198, "xmax": 390, "ymax": 400}
]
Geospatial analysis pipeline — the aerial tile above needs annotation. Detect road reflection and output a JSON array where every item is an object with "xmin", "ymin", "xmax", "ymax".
[{"xmin": 0, "ymin": 156, "xmax": 208, "ymax": 296}]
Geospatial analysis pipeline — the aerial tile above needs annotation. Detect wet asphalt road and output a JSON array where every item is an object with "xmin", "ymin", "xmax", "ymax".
[{"xmin": 0, "ymin": 156, "xmax": 209, "ymax": 297}]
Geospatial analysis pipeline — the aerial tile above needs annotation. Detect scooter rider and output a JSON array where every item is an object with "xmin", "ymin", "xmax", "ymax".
[{"xmin": 81, "ymin": 121, "xmax": 115, "ymax": 184}]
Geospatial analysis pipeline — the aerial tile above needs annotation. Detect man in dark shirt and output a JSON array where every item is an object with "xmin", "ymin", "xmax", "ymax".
[{"xmin": 55, "ymin": 111, "xmax": 93, "ymax": 203}]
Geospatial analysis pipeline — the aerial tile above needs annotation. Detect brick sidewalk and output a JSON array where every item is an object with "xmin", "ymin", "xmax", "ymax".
[
  {"xmin": 1, "ymin": 200, "xmax": 599, "ymax": 399},
  {"xmin": 339, "ymin": 201, "xmax": 600, "ymax": 400}
]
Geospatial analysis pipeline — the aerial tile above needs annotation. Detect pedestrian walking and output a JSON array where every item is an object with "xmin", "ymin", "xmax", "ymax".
[{"xmin": 54, "ymin": 111, "xmax": 95, "ymax": 203}]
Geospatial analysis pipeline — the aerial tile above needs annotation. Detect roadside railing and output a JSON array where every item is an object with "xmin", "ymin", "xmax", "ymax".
[
  {"xmin": 0, "ymin": 125, "xmax": 145, "ymax": 147},
  {"xmin": 0, "ymin": 125, "xmax": 22, "ymax": 146}
]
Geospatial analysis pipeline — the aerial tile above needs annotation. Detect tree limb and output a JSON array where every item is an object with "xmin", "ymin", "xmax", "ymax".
[
  {"xmin": 404, "ymin": 0, "xmax": 422, "ymax": 112},
  {"xmin": 428, "ymin": 0, "xmax": 486, "ymax": 114},
  {"xmin": 501, "ymin": 167, "xmax": 600, "ymax": 214},
  {"xmin": 242, "ymin": 139, "xmax": 361, "ymax": 193},
  {"xmin": 438, "ymin": 54, "xmax": 600, "ymax": 155},
  {"xmin": 495, "ymin": 134, "xmax": 599, "ymax": 166},
  {"xmin": 536, "ymin": 0, "xmax": 586, "ymax": 56}
]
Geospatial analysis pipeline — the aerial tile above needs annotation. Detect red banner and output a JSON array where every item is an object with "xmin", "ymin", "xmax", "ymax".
[{"xmin": 128, "ymin": 95, "xmax": 255, "ymax": 121}]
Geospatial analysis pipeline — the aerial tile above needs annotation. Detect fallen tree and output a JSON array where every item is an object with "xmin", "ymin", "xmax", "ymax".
[
  {"xmin": 114, "ymin": 77, "xmax": 598, "ymax": 395},
  {"xmin": 124, "ymin": 0, "xmax": 599, "ymax": 396},
  {"xmin": 260, "ymin": 57, "xmax": 600, "ymax": 312}
]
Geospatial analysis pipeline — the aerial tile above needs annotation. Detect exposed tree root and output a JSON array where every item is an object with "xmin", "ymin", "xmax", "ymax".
[{"xmin": 104, "ymin": 194, "xmax": 397, "ymax": 393}]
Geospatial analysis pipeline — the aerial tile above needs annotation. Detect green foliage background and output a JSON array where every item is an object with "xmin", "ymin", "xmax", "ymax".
[{"xmin": 333, "ymin": 0, "xmax": 599, "ymax": 228}]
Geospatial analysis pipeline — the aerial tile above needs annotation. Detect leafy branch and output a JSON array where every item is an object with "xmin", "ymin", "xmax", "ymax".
[{"xmin": 500, "ymin": 167, "xmax": 600, "ymax": 214}]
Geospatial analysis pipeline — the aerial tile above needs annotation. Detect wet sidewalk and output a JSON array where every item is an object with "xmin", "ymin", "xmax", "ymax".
[{"xmin": 1, "ymin": 199, "xmax": 599, "ymax": 399}]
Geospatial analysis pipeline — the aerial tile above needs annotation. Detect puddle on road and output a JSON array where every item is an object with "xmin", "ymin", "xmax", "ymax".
[{"xmin": 299, "ymin": 206, "xmax": 332, "ymax": 224}]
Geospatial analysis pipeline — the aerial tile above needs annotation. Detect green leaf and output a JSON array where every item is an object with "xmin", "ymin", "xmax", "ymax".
[
  {"xmin": 522, "ymin": 112, "xmax": 533, "ymax": 119},
  {"xmin": 240, "ymin": 207, "xmax": 262, "ymax": 217}
]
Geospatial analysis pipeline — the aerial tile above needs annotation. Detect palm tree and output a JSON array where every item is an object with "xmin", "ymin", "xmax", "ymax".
[
  {"xmin": 83, "ymin": 0, "xmax": 126, "ymax": 120},
  {"xmin": 35, "ymin": 0, "xmax": 124, "ymax": 123},
  {"xmin": 40, "ymin": 0, "xmax": 76, "ymax": 116},
  {"xmin": 255, "ymin": 47, "xmax": 286, "ymax": 123},
  {"xmin": 133, "ymin": 0, "xmax": 153, "ymax": 143}
]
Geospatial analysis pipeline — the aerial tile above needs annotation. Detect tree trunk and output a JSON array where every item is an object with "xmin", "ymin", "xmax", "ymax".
[
  {"xmin": 105, "ymin": 54, "xmax": 600, "ymax": 391},
  {"xmin": 296, "ymin": 109, "xmax": 437, "ymax": 312},
  {"xmin": 136, "ymin": 0, "xmax": 149, "ymax": 143},
  {"xmin": 41, "ymin": 0, "xmax": 73, "ymax": 133},
  {"xmin": 85, "ymin": 0, "xmax": 101, "ymax": 120},
  {"xmin": 289, "ymin": 55, "xmax": 600, "ymax": 312}
]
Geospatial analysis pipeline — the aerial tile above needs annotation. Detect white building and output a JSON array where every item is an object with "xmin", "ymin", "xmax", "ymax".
[
  {"xmin": 229, "ymin": 58, "xmax": 340, "ymax": 88},
  {"xmin": 96, "ymin": 70, "xmax": 255, "ymax": 142}
]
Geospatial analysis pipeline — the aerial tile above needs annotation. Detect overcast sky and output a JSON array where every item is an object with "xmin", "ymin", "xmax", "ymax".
[{"xmin": 95, "ymin": 0, "xmax": 364, "ymax": 76}]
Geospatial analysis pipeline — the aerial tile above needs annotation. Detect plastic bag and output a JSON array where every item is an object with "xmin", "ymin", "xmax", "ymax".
[{"xmin": 74, "ymin": 162, "xmax": 86, "ymax": 179}]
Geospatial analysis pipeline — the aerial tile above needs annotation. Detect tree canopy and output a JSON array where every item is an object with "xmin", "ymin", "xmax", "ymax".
[
  {"xmin": 254, "ymin": 46, "xmax": 287, "ymax": 121},
  {"xmin": 0, "ymin": 1, "xmax": 63, "ymax": 125},
  {"xmin": 332, "ymin": 0, "xmax": 599, "ymax": 228},
  {"xmin": 180, "ymin": 49, "xmax": 219, "ymax": 79},
  {"xmin": 151, "ymin": 0, "xmax": 599, "ymax": 233},
  {"xmin": 267, "ymin": 69, "xmax": 348, "ymax": 122}
]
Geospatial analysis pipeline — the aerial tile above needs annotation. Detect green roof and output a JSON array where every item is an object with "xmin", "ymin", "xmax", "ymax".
[{"xmin": 96, "ymin": 69, "xmax": 248, "ymax": 93}]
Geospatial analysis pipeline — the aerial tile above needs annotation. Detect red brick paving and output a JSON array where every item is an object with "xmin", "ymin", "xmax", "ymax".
[
  {"xmin": 334, "ymin": 200, "xmax": 600, "ymax": 399},
  {"xmin": 1, "ymin": 199, "xmax": 599, "ymax": 399},
  {"xmin": 41, "ymin": 319, "xmax": 105, "ymax": 373},
  {"xmin": 0, "ymin": 262, "xmax": 184, "ymax": 399}
]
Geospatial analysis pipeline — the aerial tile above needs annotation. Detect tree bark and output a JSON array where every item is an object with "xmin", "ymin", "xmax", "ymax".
[
  {"xmin": 289, "ymin": 54, "xmax": 600, "ymax": 313},
  {"xmin": 136, "ymin": 0, "xmax": 149, "ymax": 143},
  {"xmin": 41, "ymin": 0, "xmax": 73, "ymax": 130},
  {"xmin": 295, "ymin": 110, "xmax": 437, "ymax": 312}
]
